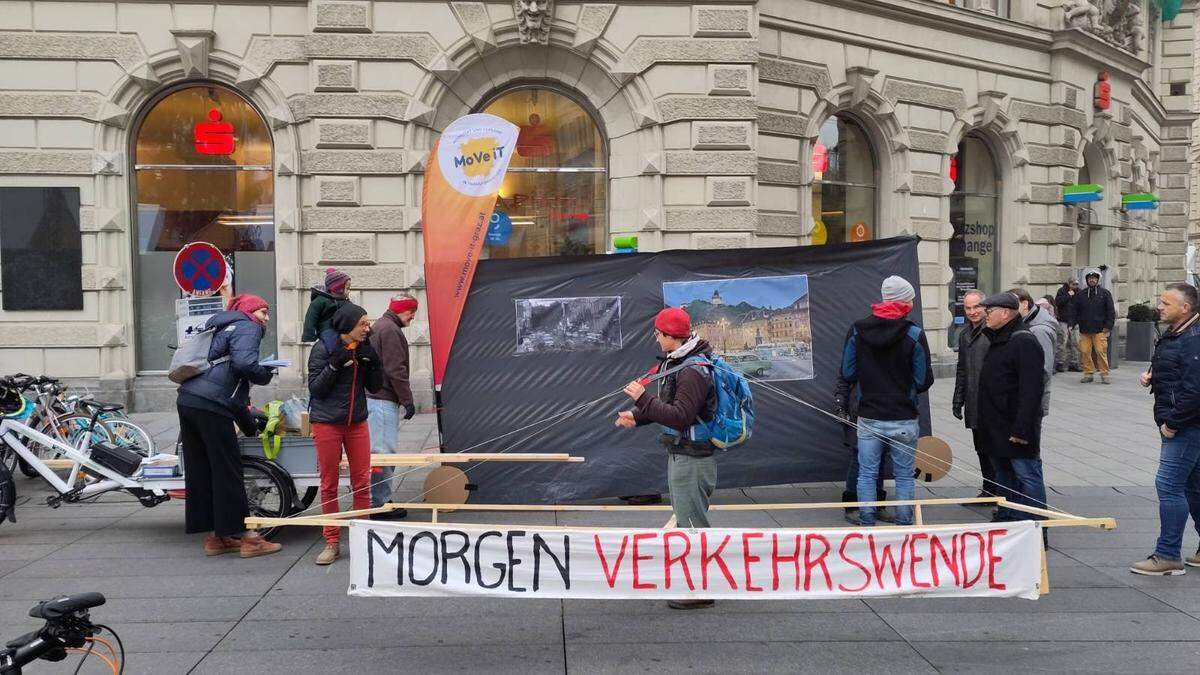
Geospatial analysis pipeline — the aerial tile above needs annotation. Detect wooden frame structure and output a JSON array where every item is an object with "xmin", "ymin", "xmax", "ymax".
[{"xmin": 246, "ymin": 496, "xmax": 1115, "ymax": 595}]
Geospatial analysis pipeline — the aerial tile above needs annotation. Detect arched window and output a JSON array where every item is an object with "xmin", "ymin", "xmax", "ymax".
[
  {"xmin": 479, "ymin": 88, "xmax": 607, "ymax": 257},
  {"xmin": 1076, "ymin": 144, "xmax": 1109, "ymax": 268},
  {"xmin": 948, "ymin": 133, "xmax": 1001, "ymax": 347},
  {"xmin": 811, "ymin": 115, "xmax": 877, "ymax": 245},
  {"xmin": 132, "ymin": 84, "xmax": 274, "ymax": 371}
]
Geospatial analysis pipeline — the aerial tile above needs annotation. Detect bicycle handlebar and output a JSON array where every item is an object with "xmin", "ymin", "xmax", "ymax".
[
  {"xmin": 29, "ymin": 593, "xmax": 105, "ymax": 621},
  {"xmin": 0, "ymin": 593, "xmax": 106, "ymax": 673}
]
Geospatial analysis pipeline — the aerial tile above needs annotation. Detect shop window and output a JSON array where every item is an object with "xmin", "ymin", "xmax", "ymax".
[
  {"xmin": 948, "ymin": 134, "xmax": 1000, "ymax": 347},
  {"xmin": 132, "ymin": 85, "xmax": 275, "ymax": 371},
  {"xmin": 811, "ymin": 115, "xmax": 877, "ymax": 245},
  {"xmin": 0, "ymin": 187, "xmax": 82, "ymax": 311},
  {"xmin": 480, "ymin": 88, "xmax": 607, "ymax": 257}
]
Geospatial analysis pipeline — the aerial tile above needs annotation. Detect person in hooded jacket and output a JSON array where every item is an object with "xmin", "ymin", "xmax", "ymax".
[
  {"xmin": 616, "ymin": 307, "xmax": 718, "ymax": 611},
  {"xmin": 302, "ymin": 268, "xmax": 351, "ymax": 342},
  {"xmin": 975, "ymin": 292, "xmax": 1047, "ymax": 524},
  {"xmin": 1054, "ymin": 278, "xmax": 1081, "ymax": 372},
  {"xmin": 839, "ymin": 276, "xmax": 934, "ymax": 527},
  {"xmin": 952, "ymin": 289, "xmax": 995, "ymax": 497},
  {"xmin": 308, "ymin": 302, "xmax": 383, "ymax": 565},
  {"xmin": 1011, "ymin": 287, "xmax": 1055, "ymax": 417},
  {"xmin": 176, "ymin": 294, "xmax": 281, "ymax": 559},
  {"xmin": 1073, "ymin": 268, "xmax": 1116, "ymax": 383}
]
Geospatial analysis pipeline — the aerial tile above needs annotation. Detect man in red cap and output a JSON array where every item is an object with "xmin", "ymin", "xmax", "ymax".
[
  {"xmin": 366, "ymin": 294, "xmax": 420, "ymax": 517},
  {"xmin": 616, "ymin": 306, "xmax": 718, "ymax": 610}
]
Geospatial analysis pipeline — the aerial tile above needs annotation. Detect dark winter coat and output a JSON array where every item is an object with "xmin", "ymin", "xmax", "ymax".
[
  {"xmin": 952, "ymin": 321, "xmax": 989, "ymax": 429},
  {"xmin": 367, "ymin": 311, "xmax": 413, "ymax": 407},
  {"xmin": 177, "ymin": 311, "xmax": 274, "ymax": 435},
  {"xmin": 839, "ymin": 315, "xmax": 934, "ymax": 421},
  {"xmin": 633, "ymin": 339, "xmax": 717, "ymax": 457},
  {"xmin": 976, "ymin": 316, "xmax": 1045, "ymax": 459},
  {"xmin": 1150, "ymin": 313, "xmax": 1200, "ymax": 430},
  {"xmin": 302, "ymin": 287, "xmax": 346, "ymax": 342},
  {"xmin": 307, "ymin": 329, "xmax": 384, "ymax": 425},
  {"xmin": 1054, "ymin": 284, "xmax": 1078, "ymax": 327},
  {"xmin": 1073, "ymin": 284, "xmax": 1116, "ymax": 334}
]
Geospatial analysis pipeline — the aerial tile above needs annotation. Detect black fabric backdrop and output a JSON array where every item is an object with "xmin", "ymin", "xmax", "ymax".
[{"xmin": 439, "ymin": 236, "xmax": 931, "ymax": 503}]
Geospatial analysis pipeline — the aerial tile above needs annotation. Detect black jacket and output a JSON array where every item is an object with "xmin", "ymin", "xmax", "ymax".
[
  {"xmin": 1054, "ymin": 284, "xmax": 1078, "ymax": 327},
  {"xmin": 177, "ymin": 311, "xmax": 274, "ymax": 434},
  {"xmin": 1150, "ymin": 314, "xmax": 1200, "ymax": 429},
  {"xmin": 633, "ymin": 339, "xmax": 717, "ymax": 457},
  {"xmin": 1073, "ymin": 284, "xmax": 1116, "ymax": 334},
  {"xmin": 952, "ymin": 322, "xmax": 989, "ymax": 429},
  {"xmin": 976, "ymin": 316, "xmax": 1045, "ymax": 459},
  {"xmin": 839, "ymin": 315, "xmax": 933, "ymax": 421},
  {"xmin": 307, "ymin": 329, "xmax": 384, "ymax": 425}
]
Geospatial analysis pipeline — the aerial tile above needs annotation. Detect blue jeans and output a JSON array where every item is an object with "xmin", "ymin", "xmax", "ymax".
[
  {"xmin": 1153, "ymin": 427, "xmax": 1200, "ymax": 561},
  {"xmin": 856, "ymin": 418, "xmax": 917, "ymax": 526},
  {"xmin": 367, "ymin": 399, "xmax": 402, "ymax": 508},
  {"xmin": 992, "ymin": 457, "xmax": 1047, "ymax": 522}
]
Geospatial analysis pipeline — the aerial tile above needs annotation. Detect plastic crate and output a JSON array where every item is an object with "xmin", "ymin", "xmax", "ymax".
[{"xmin": 239, "ymin": 436, "xmax": 318, "ymax": 477}]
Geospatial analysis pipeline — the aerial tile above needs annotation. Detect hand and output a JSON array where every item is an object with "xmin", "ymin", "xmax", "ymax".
[
  {"xmin": 1008, "ymin": 436, "xmax": 1029, "ymax": 445},
  {"xmin": 403, "ymin": 403, "xmax": 416, "ymax": 420},
  {"xmin": 356, "ymin": 342, "xmax": 379, "ymax": 364},
  {"xmin": 615, "ymin": 411, "xmax": 637, "ymax": 429},
  {"xmin": 329, "ymin": 344, "xmax": 354, "ymax": 369},
  {"xmin": 1140, "ymin": 371, "xmax": 1152, "ymax": 387},
  {"xmin": 1161, "ymin": 424, "xmax": 1176, "ymax": 439},
  {"xmin": 623, "ymin": 380, "xmax": 646, "ymax": 401},
  {"xmin": 952, "ymin": 406, "xmax": 963, "ymax": 420}
]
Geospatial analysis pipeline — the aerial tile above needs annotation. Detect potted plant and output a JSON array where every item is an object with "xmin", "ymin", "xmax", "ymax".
[{"xmin": 1125, "ymin": 301, "xmax": 1159, "ymax": 362}]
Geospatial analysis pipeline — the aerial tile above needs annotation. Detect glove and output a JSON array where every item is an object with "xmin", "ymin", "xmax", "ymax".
[
  {"xmin": 952, "ymin": 406, "xmax": 963, "ymax": 420},
  {"xmin": 329, "ymin": 344, "xmax": 354, "ymax": 369},
  {"xmin": 832, "ymin": 394, "xmax": 848, "ymax": 421},
  {"xmin": 356, "ymin": 341, "xmax": 380, "ymax": 365},
  {"xmin": 404, "ymin": 403, "xmax": 416, "ymax": 420}
]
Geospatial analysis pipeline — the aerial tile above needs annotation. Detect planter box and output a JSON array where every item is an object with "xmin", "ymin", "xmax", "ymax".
[{"xmin": 1125, "ymin": 320, "xmax": 1157, "ymax": 362}]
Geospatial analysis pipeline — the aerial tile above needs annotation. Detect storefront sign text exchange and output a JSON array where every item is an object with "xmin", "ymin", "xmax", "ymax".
[{"xmin": 348, "ymin": 522, "xmax": 1042, "ymax": 600}]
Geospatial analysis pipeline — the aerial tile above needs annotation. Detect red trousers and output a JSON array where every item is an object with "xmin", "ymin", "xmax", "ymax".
[{"xmin": 312, "ymin": 421, "xmax": 371, "ymax": 545}]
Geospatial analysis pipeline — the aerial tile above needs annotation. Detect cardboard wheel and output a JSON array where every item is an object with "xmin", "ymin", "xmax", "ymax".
[
  {"xmin": 422, "ymin": 465, "xmax": 470, "ymax": 511},
  {"xmin": 914, "ymin": 436, "xmax": 952, "ymax": 483}
]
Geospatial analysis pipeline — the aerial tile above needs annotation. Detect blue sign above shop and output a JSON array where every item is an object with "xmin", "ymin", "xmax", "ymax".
[{"xmin": 486, "ymin": 211, "xmax": 513, "ymax": 246}]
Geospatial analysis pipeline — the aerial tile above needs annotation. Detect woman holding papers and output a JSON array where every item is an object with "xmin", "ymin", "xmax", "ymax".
[{"xmin": 176, "ymin": 293, "xmax": 282, "ymax": 560}]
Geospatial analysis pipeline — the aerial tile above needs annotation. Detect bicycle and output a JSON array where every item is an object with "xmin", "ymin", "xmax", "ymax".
[{"xmin": 0, "ymin": 592, "xmax": 124, "ymax": 674}]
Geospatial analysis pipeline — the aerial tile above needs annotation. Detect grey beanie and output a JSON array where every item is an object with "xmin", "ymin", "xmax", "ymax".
[{"xmin": 881, "ymin": 275, "xmax": 916, "ymax": 303}]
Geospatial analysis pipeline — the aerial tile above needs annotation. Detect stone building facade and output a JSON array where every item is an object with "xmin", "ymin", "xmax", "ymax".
[{"xmin": 0, "ymin": 0, "xmax": 1193, "ymax": 410}]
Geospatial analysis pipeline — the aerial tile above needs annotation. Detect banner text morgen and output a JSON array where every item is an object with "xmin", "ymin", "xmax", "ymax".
[{"xmin": 348, "ymin": 521, "xmax": 1042, "ymax": 600}]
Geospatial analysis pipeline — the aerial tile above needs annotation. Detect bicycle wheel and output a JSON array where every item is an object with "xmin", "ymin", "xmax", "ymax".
[
  {"xmin": 102, "ymin": 419, "xmax": 155, "ymax": 457},
  {"xmin": 40, "ymin": 414, "xmax": 112, "ymax": 460},
  {"xmin": 241, "ymin": 457, "xmax": 296, "ymax": 540},
  {"xmin": 0, "ymin": 462, "xmax": 14, "ymax": 524}
]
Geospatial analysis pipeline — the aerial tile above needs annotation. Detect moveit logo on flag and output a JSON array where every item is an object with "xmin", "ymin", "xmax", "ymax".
[{"xmin": 422, "ymin": 114, "xmax": 519, "ymax": 386}]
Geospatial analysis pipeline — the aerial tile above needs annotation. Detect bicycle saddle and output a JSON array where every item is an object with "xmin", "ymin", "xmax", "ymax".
[{"xmin": 76, "ymin": 399, "xmax": 123, "ymax": 414}]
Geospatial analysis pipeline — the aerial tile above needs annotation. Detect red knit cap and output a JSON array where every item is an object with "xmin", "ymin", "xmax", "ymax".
[
  {"xmin": 228, "ymin": 294, "xmax": 268, "ymax": 315},
  {"xmin": 390, "ymin": 297, "xmax": 418, "ymax": 314},
  {"xmin": 654, "ymin": 307, "xmax": 691, "ymax": 339}
]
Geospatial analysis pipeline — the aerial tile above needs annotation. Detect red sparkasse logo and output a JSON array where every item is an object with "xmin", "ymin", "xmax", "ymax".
[{"xmin": 194, "ymin": 108, "xmax": 234, "ymax": 155}]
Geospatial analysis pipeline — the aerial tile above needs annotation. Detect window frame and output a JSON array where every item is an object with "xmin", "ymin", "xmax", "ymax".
[{"xmin": 811, "ymin": 113, "xmax": 881, "ymax": 244}]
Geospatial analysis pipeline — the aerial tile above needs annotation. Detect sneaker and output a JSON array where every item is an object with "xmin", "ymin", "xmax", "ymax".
[
  {"xmin": 843, "ymin": 508, "xmax": 859, "ymax": 525},
  {"xmin": 1100, "ymin": 374, "xmax": 1111, "ymax": 385},
  {"xmin": 239, "ymin": 533, "xmax": 282, "ymax": 559},
  {"xmin": 204, "ymin": 535, "xmax": 241, "ymax": 556},
  {"xmin": 1130, "ymin": 555, "xmax": 1186, "ymax": 576},
  {"xmin": 667, "ymin": 599, "xmax": 715, "ymax": 610},
  {"xmin": 876, "ymin": 508, "xmax": 895, "ymax": 524},
  {"xmin": 370, "ymin": 508, "xmax": 409, "ymax": 521},
  {"xmin": 316, "ymin": 543, "xmax": 340, "ymax": 566},
  {"xmin": 1080, "ymin": 375, "xmax": 1094, "ymax": 383},
  {"xmin": 1186, "ymin": 549, "xmax": 1200, "ymax": 568}
]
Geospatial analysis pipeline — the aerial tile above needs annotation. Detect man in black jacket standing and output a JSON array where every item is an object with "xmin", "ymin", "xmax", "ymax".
[
  {"xmin": 1054, "ymin": 278, "xmax": 1081, "ymax": 372},
  {"xmin": 976, "ymin": 293, "xmax": 1047, "ymax": 523},
  {"xmin": 308, "ymin": 302, "xmax": 384, "ymax": 565},
  {"xmin": 952, "ymin": 289, "xmax": 994, "ymax": 497},
  {"xmin": 1074, "ymin": 269, "xmax": 1116, "ymax": 384}
]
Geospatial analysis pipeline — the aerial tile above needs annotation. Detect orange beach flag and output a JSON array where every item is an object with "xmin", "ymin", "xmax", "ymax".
[{"xmin": 422, "ymin": 113, "xmax": 519, "ymax": 386}]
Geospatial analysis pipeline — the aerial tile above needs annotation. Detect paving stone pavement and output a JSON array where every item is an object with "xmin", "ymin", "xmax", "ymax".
[{"xmin": 1, "ymin": 365, "xmax": 1199, "ymax": 673}]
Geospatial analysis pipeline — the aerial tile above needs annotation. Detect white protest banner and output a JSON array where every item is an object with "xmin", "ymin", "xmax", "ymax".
[{"xmin": 348, "ymin": 521, "xmax": 1042, "ymax": 600}]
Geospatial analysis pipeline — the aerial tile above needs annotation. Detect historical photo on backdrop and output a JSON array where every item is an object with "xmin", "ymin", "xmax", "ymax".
[
  {"xmin": 514, "ymin": 296, "xmax": 623, "ymax": 355},
  {"xmin": 662, "ymin": 274, "xmax": 814, "ymax": 381}
]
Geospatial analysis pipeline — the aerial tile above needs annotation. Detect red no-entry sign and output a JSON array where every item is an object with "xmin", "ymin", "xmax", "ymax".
[{"xmin": 173, "ymin": 242, "xmax": 227, "ymax": 296}]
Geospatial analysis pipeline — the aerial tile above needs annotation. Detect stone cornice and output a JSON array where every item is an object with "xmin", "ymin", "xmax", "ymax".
[{"xmin": 1048, "ymin": 28, "xmax": 1150, "ymax": 80}]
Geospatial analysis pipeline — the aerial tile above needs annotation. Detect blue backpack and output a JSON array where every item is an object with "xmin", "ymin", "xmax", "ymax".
[{"xmin": 667, "ymin": 355, "xmax": 755, "ymax": 450}]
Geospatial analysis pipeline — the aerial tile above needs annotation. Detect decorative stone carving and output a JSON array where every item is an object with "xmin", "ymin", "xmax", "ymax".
[
  {"xmin": 1063, "ymin": 0, "xmax": 1101, "ymax": 30},
  {"xmin": 1065, "ymin": 0, "xmax": 1145, "ymax": 55},
  {"xmin": 515, "ymin": 0, "xmax": 553, "ymax": 45},
  {"xmin": 171, "ymin": 30, "xmax": 214, "ymax": 79}
]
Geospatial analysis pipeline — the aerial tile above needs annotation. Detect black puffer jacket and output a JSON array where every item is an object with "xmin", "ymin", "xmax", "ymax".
[
  {"xmin": 177, "ymin": 311, "xmax": 274, "ymax": 433},
  {"xmin": 1150, "ymin": 314, "xmax": 1200, "ymax": 429},
  {"xmin": 307, "ymin": 329, "xmax": 383, "ymax": 425}
]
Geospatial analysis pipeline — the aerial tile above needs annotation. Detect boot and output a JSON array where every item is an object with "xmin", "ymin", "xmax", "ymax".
[
  {"xmin": 204, "ymin": 535, "xmax": 241, "ymax": 556},
  {"xmin": 316, "ymin": 543, "xmax": 340, "ymax": 566},
  {"xmin": 239, "ymin": 532, "xmax": 282, "ymax": 559},
  {"xmin": 1080, "ymin": 374, "xmax": 1094, "ymax": 383},
  {"xmin": 1101, "ymin": 374, "xmax": 1111, "ymax": 385}
]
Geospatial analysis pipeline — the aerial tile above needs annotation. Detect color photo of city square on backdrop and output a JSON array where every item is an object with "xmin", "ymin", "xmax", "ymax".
[
  {"xmin": 662, "ymin": 274, "xmax": 813, "ymax": 381},
  {"xmin": 514, "ymin": 296, "xmax": 623, "ymax": 355}
]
